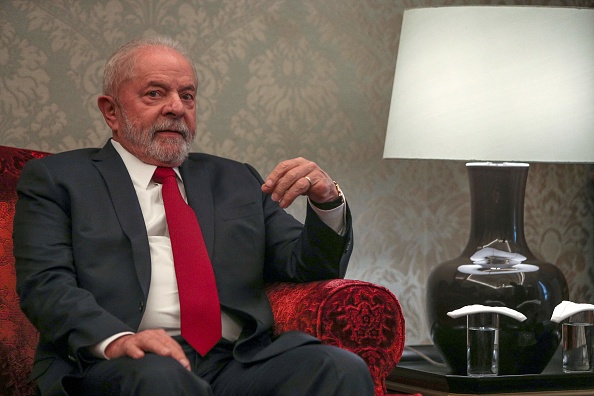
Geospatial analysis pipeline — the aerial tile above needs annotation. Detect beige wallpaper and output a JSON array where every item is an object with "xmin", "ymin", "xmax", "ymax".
[{"xmin": 1, "ymin": 0, "xmax": 593, "ymax": 345}]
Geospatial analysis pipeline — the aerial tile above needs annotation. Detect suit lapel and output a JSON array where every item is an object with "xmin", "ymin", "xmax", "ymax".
[
  {"xmin": 91, "ymin": 142, "xmax": 152, "ymax": 297},
  {"xmin": 179, "ymin": 156, "xmax": 215, "ymax": 256}
]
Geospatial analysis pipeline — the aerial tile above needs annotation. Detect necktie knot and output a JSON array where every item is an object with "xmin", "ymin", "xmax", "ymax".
[{"xmin": 153, "ymin": 166, "xmax": 176, "ymax": 184}]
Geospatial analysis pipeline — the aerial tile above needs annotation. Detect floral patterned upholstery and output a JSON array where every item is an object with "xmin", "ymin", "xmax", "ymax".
[
  {"xmin": 0, "ymin": 144, "xmax": 406, "ymax": 396},
  {"xmin": 0, "ymin": 145, "xmax": 46, "ymax": 396},
  {"xmin": 265, "ymin": 280, "xmax": 406, "ymax": 395}
]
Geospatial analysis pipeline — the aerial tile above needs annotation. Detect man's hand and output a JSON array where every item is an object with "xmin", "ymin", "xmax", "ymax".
[
  {"xmin": 262, "ymin": 157, "xmax": 339, "ymax": 209},
  {"xmin": 104, "ymin": 329, "xmax": 191, "ymax": 371}
]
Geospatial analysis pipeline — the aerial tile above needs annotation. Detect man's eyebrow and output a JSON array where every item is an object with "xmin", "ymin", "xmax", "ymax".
[
  {"xmin": 181, "ymin": 84, "xmax": 197, "ymax": 93},
  {"xmin": 145, "ymin": 81, "xmax": 197, "ymax": 92}
]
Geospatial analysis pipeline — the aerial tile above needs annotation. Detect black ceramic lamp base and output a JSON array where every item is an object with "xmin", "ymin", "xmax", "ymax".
[{"xmin": 426, "ymin": 163, "xmax": 569, "ymax": 375}]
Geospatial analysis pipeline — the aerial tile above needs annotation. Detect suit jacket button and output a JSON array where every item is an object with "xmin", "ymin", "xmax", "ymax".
[{"xmin": 139, "ymin": 301, "xmax": 144, "ymax": 312}]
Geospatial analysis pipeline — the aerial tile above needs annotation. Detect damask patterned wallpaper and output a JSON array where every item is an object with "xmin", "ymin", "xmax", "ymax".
[{"xmin": 1, "ymin": 0, "xmax": 593, "ymax": 344}]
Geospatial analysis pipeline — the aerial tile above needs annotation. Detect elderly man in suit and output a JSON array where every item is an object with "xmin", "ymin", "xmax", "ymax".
[{"xmin": 13, "ymin": 36, "xmax": 374, "ymax": 395}]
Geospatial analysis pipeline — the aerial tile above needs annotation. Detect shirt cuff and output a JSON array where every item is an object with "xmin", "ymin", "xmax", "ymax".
[
  {"xmin": 90, "ymin": 332, "xmax": 135, "ymax": 359},
  {"xmin": 308, "ymin": 198, "xmax": 347, "ymax": 236}
]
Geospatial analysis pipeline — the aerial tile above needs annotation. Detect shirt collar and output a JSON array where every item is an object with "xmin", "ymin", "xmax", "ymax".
[{"xmin": 110, "ymin": 139, "xmax": 181, "ymax": 189}]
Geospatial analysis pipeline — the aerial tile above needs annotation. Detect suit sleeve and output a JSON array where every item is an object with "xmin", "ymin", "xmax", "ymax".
[
  {"xmin": 13, "ymin": 159, "xmax": 135, "ymax": 366},
  {"xmin": 243, "ymin": 164, "xmax": 354, "ymax": 283}
]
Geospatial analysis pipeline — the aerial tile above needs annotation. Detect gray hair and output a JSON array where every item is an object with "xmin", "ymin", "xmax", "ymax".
[{"xmin": 102, "ymin": 35, "xmax": 197, "ymax": 98}]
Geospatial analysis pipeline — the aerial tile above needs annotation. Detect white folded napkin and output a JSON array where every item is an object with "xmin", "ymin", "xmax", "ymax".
[
  {"xmin": 551, "ymin": 301, "xmax": 594, "ymax": 323},
  {"xmin": 447, "ymin": 304, "xmax": 527, "ymax": 322}
]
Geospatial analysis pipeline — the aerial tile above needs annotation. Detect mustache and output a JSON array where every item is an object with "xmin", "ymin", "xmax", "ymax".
[{"xmin": 150, "ymin": 119, "xmax": 193, "ymax": 139}]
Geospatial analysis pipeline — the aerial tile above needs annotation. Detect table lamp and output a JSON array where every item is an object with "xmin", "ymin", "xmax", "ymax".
[{"xmin": 384, "ymin": 6, "xmax": 594, "ymax": 375}]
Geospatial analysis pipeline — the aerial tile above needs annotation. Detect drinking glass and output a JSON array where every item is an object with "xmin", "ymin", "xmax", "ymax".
[
  {"xmin": 562, "ymin": 311, "xmax": 594, "ymax": 372},
  {"xmin": 467, "ymin": 312, "xmax": 499, "ymax": 377}
]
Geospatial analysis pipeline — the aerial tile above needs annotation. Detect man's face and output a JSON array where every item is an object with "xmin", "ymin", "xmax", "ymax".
[{"xmin": 111, "ymin": 46, "xmax": 197, "ymax": 167}]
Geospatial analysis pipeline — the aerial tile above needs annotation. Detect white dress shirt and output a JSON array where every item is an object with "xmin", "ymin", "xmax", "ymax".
[{"xmin": 92, "ymin": 140, "xmax": 346, "ymax": 358}]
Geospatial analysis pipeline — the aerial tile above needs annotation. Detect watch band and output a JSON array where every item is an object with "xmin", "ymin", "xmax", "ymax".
[{"xmin": 311, "ymin": 181, "xmax": 344, "ymax": 210}]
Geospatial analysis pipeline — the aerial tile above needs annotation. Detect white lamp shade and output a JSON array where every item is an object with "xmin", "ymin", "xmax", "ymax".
[{"xmin": 384, "ymin": 6, "xmax": 594, "ymax": 163}]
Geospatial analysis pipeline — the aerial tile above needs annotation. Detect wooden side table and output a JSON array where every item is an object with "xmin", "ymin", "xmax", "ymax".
[{"xmin": 386, "ymin": 345, "xmax": 594, "ymax": 395}]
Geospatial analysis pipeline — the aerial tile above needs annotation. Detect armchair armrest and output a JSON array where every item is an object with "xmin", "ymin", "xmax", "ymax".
[{"xmin": 265, "ymin": 279, "xmax": 405, "ymax": 396}]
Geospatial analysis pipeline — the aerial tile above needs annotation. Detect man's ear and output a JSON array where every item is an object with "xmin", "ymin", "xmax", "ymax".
[{"xmin": 98, "ymin": 95, "xmax": 119, "ymax": 131}]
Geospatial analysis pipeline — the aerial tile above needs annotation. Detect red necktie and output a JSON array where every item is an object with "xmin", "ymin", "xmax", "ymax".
[{"xmin": 153, "ymin": 166, "xmax": 221, "ymax": 355}]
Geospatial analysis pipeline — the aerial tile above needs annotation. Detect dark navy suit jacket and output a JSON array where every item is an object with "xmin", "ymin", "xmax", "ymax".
[{"xmin": 13, "ymin": 141, "xmax": 353, "ymax": 395}]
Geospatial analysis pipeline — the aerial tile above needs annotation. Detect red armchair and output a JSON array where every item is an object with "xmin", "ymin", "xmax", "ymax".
[{"xmin": 0, "ymin": 144, "xmax": 406, "ymax": 396}]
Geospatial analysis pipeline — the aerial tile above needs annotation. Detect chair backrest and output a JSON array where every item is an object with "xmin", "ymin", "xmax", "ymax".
[{"xmin": 0, "ymin": 145, "xmax": 50, "ymax": 396}]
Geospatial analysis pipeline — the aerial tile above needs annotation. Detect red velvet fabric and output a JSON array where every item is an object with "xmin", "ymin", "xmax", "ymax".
[
  {"xmin": 0, "ymin": 144, "xmax": 407, "ymax": 396},
  {"xmin": 265, "ymin": 280, "xmax": 406, "ymax": 396},
  {"xmin": 0, "ymin": 145, "xmax": 46, "ymax": 396}
]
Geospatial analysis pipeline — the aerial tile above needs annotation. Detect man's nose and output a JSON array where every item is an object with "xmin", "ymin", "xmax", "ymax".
[{"xmin": 163, "ymin": 94, "xmax": 185, "ymax": 117}]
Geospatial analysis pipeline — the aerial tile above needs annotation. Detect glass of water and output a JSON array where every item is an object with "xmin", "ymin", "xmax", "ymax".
[
  {"xmin": 467, "ymin": 312, "xmax": 499, "ymax": 377},
  {"xmin": 562, "ymin": 311, "xmax": 594, "ymax": 372}
]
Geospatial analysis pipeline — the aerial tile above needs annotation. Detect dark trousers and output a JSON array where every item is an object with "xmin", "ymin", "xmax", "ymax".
[{"xmin": 76, "ymin": 337, "xmax": 375, "ymax": 396}]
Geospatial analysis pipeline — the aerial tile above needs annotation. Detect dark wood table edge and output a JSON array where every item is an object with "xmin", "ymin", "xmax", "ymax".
[{"xmin": 387, "ymin": 345, "xmax": 594, "ymax": 394}]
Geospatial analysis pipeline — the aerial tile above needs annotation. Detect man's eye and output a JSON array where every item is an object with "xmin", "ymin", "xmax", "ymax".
[
  {"xmin": 182, "ymin": 93, "xmax": 195, "ymax": 101},
  {"xmin": 147, "ymin": 91, "xmax": 159, "ymax": 97}
]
